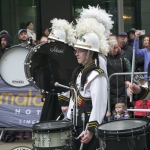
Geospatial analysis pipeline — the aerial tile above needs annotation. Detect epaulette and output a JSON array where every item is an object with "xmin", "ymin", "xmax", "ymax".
[{"xmin": 94, "ymin": 68, "xmax": 104, "ymax": 74}]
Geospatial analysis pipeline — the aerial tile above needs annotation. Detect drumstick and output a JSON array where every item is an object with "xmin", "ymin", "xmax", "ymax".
[
  {"xmin": 79, "ymin": 124, "xmax": 88, "ymax": 150},
  {"xmin": 56, "ymin": 113, "xmax": 63, "ymax": 121}
]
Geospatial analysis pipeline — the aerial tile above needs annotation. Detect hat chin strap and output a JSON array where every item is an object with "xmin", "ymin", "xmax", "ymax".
[{"xmin": 82, "ymin": 50, "xmax": 90, "ymax": 66}]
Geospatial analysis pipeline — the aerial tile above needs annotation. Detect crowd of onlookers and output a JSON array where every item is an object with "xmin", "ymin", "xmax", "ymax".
[
  {"xmin": 106, "ymin": 28, "xmax": 150, "ymax": 119},
  {"xmin": 0, "ymin": 25, "xmax": 150, "ymax": 119},
  {"xmin": 0, "ymin": 21, "xmax": 50, "ymax": 55}
]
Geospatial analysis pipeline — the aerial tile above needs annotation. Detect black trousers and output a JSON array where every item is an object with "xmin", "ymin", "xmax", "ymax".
[
  {"xmin": 39, "ymin": 93, "xmax": 62, "ymax": 122},
  {"xmin": 74, "ymin": 127, "xmax": 99, "ymax": 150}
]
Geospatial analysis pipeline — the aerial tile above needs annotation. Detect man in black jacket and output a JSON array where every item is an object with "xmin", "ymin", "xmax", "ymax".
[
  {"xmin": 118, "ymin": 32, "xmax": 133, "ymax": 63},
  {"xmin": 128, "ymin": 28, "xmax": 143, "ymax": 49},
  {"xmin": 118, "ymin": 31, "xmax": 144, "ymax": 72},
  {"xmin": 0, "ymin": 33, "xmax": 12, "ymax": 56}
]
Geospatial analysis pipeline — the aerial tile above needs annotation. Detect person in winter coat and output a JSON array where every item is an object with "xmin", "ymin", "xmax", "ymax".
[
  {"xmin": 118, "ymin": 31, "xmax": 144, "ymax": 72},
  {"xmin": 26, "ymin": 21, "xmax": 36, "ymax": 45},
  {"xmin": 134, "ymin": 30, "xmax": 150, "ymax": 80},
  {"xmin": 0, "ymin": 33, "xmax": 12, "ymax": 56},
  {"xmin": 107, "ymin": 39, "xmax": 131, "ymax": 112}
]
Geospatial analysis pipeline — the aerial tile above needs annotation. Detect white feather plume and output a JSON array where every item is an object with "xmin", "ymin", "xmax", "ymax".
[
  {"xmin": 50, "ymin": 18, "xmax": 76, "ymax": 45},
  {"xmin": 78, "ymin": 5, "xmax": 114, "ymax": 38},
  {"xmin": 76, "ymin": 18, "xmax": 109, "ymax": 56}
]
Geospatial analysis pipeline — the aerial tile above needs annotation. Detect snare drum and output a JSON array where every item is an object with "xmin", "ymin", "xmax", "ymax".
[
  {"xmin": 32, "ymin": 121, "xmax": 74, "ymax": 149},
  {"xmin": 144, "ymin": 115, "xmax": 150, "ymax": 150},
  {"xmin": 24, "ymin": 40, "xmax": 78, "ymax": 94},
  {"xmin": 0, "ymin": 44, "xmax": 31, "ymax": 87},
  {"xmin": 96, "ymin": 119, "xmax": 149, "ymax": 150}
]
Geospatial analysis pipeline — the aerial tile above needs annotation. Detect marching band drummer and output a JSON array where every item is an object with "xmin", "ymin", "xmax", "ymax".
[
  {"xmin": 65, "ymin": 16, "xmax": 109, "ymax": 149},
  {"xmin": 48, "ymin": 18, "xmax": 76, "ymax": 118},
  {"xmin": 126, "ymin": 79, "xmax": 150, "ymax": 100},
  {"xmin": 58, "ymin": 6, "xmax": 114, "ymax": 120}
]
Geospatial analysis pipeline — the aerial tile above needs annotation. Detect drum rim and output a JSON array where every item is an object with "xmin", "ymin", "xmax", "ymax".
[
  {"xmin": 32, "ymin": 120, "xmax": 73, "ymax": 131},
  {"xmin": 24, "ymin": 40, "xmax": 75, "ymax": 93},
  {"xmin": 33, "ymin": 144, "xmax": 68, "ymax": 149},
  {"xmin": 24, "ymin": 41, "xmax": 50, "ymax": 93},
  {"xmin": 96, "ymin": 118, "xmax": 149, "ymax": 136},
  {"xmin": 0, "ymin": 44, "xmax": 31, "ymax": 59},
  {"xmin": 0, "ymin": 44, "xmax": 31, "ymax": 88}
]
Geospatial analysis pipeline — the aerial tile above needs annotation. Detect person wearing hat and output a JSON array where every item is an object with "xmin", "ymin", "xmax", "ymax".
[
  {"xmin": 63, "ymin": 8, "xmax": 109, "ymax": 149},
  {"xmin": 118, "ymin": 31, "xmax": 143, "ymax": 71},
  {"xmin": 18, "ymin": 29, "xmax": 28, "ymax": 44},
  {"xmin": 39, "ymin": 18, "xmax": 76, "ymax": 122},
  {"xmin": 118, "ymin": 31, "xmax": 133, "ymax": 63},
  {"xmin": 18, "ymin": 29, "xmax": 35, "ymax": 47},
  {"xmin": 0, "ymin": 33, "xmax": 12, "ymax": 56},
  {"xmin": 128, "ymin": 28, "xmax": 143, "ymax": 49},
  {"xmin": 0, "ymin": 30, "xmax": 8, "ymax": 38}
]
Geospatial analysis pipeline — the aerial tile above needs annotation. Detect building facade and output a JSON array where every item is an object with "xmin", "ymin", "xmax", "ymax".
[{"xmin": 0, "ymin": 0, "xmax": 149, "ymax": 44}]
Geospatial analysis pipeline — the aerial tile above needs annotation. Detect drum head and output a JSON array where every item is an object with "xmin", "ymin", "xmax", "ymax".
[
  {"xmin": 97, "ymin": 119, "xmax": 149, "ymax": 137},
  {"xmin": 32, "ymin": 121, "xmax": 73, "ymax": 132},
  {"xmin": 24, "ymin": 40, "xmax": 78, "ymax": 93},
  {"xmin": 0, "ymin": 45, "xmax": 30, "ymax": 87}
]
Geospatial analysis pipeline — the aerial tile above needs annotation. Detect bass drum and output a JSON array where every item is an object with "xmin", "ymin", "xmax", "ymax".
[
  {"xmin": 0, "ymin": 44, "xmax": 31, "ymax": 87},
  {"xmin": 24, "ymin": 40, "xmax": 78, "ymax": 93}
]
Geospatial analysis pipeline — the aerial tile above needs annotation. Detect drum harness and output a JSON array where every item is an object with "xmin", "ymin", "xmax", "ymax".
[{"xmin": 55, "ymin": 64, "xmax": 101, "ymax": 150}]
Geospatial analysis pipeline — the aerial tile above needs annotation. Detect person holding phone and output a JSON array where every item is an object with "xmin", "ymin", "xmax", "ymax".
[{"xmin": 134, "ymin": 30, "xmax": 150, "ymax": 81}]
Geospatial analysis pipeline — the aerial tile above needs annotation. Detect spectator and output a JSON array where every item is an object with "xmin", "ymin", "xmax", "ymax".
[
  {"xmin": 118, "ymin": 32, "xmax": 133, "ymax": 63},
  {"xmin": 18, "ymin": 29, "xmax": 35, "ymax": 47},
  {"xmin": 132, "ymin": 75, "xmax": 149, "ymax": 118},
  {"xmin": 118, "ymin": 31, "xmax": 143, "ymax": 72},
  {"xmin": 127, "ymin": 28, "xmax": 144, "ymax": 72},
  {"xmin": 108, "ymin": 34, "xmax": 118, "ymax": 40},
  {"xmin": 43, "ymin": 28, "xmax": 50, "ymax": 38},
  {"xmin": 26, "ymin": 21, "xmax": 36, "ymax": 44},
  {"xmin": 113, "ymin": 102, "xmax": 130, "ymax": 120},
  {"xmin": 0, "ymin": 33, "xmax": 12, "ymax": 56},
  {"xmin": 18, "ymin": 29, "xmax": 28, "ymax": 44},
  {"xmin": 107, "ymin": 39, "xmax": 131, "ymax": 112},
  {"xmin": 128, "ymin": 28, "xmax": 143, "ymax": 49},
  {"xmin": 40, "ymin": 36, "xmax": 48, "ymax": 43},
  {"xmin": 134, "ymin": 30, "xmax": 150, "ymax": 80},
  {"xmin": 0, "ymin": 30, "xmax": 8, "ymax": 38}
]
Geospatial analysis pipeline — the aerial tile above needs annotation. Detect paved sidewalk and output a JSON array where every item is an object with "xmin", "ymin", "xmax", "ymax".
[{"xmin": 0, "ymin": 139, "xmax": 33, "ymax": 150}]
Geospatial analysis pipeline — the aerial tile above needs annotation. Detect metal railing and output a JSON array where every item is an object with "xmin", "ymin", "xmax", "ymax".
[{"xmin": 108, "ymin": 72, "xmax": 148, "ymax": 121}]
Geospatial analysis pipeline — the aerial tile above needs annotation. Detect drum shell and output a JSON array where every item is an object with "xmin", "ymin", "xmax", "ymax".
[
  {"xmin": 98, "ymin": 134, "xmax": 147, "ymax": 150},
  {"xmin": 32, "ymin": 121, "xmax": 73, "ymax": 149},
  {"xmin": 96, "ymin": 119, "xmax": 149, "ymax": 150},
  {"xmin": 144, "ymin": 115, "xmax": 150, "ymax": 150},
  {"xmin": 33, "ymin": 129, "xmax": 72, "ymax": 148}
]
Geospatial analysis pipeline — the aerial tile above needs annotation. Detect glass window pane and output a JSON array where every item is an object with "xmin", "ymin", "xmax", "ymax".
[
  {"xmin": 141, "ymin": 0, "xmax": 150, "ymax": 35},
  {"xmin": 123, "ymin": 0, "xmax": 135, "ymax": 32},
  {"xmin": 0, "ymin": 0, "xmax": 37, "ymax": 45},
  {"xmin": 73, "ymin": 0, "xmax": 118, "ymax": 35}
]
